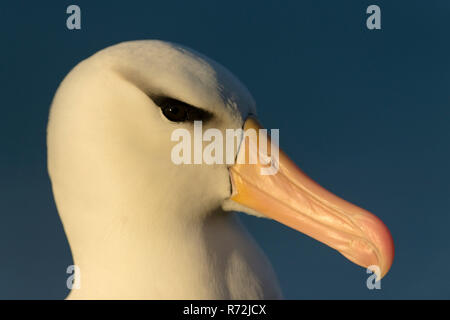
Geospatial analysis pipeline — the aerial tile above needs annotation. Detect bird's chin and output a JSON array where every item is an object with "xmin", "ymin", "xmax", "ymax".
[{"xmin": 225, "ymin": 117, "xmax": 394, "ymax": 279}]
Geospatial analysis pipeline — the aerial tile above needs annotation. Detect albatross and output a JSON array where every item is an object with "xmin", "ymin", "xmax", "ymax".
[{"xmin": 47, "ymin": 40, "xmax": 394, "ymax": 299}]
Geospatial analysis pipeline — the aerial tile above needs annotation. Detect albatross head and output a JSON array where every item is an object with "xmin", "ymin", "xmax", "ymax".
[{"xmin": 47, "ymin": 40, "xmax": 394, "ymax": 298}]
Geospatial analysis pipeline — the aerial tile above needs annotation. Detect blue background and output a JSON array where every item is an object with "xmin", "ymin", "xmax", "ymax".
[{"xmin": 0, "ymin": 1, "xmax": 449, "ymax": 299}]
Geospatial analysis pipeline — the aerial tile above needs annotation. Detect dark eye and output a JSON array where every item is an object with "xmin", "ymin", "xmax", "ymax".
[
  {"xmin": 154, "ymin": 97, "xmax": 212, "ymax": 123},
  {"xmin": 162, "ymin": 103, "xmax": 188, "ymax": 122}
]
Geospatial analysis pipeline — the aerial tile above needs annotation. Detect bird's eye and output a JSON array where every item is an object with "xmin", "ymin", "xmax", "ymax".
[
  {"xmin": 162, "ymin": 103, "xmax": 188, "ymax": 122},
  {"xmin": 154, "ymin": 97, "xmax": 212, "ymax": 123}
]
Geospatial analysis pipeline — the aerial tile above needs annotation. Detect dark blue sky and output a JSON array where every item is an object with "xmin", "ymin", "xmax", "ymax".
[{"xmin": 0, "ymin": 1, "xmax": 449, "ymax": 299}]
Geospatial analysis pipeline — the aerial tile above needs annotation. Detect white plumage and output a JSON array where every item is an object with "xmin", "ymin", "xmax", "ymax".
[
  {"xmin": 48, "ymin": 40, "xmax": 394, "ymax": 300},
  {"xmin": 48, "ymin": 40, "xmax": 282, "ymax": 299}
]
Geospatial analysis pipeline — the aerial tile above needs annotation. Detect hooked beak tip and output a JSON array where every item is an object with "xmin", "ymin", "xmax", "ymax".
[{"xmin": 228, "ymin": 117, "xmax": 395, "ymax": 279}]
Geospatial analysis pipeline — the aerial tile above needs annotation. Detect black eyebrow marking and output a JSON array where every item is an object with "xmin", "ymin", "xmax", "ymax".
[{"xmin": 151, "ymin": 96, "xmax": 213, "ymax": 122}]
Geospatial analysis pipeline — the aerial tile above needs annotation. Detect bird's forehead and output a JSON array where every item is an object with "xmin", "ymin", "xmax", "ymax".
[{"xmin": 96, "ymin": 40, "xmax": 256, "ymax": 118}]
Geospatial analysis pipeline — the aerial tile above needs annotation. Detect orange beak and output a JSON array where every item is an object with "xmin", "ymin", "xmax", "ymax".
[{"xmin": 229, "ymin": 117, "xmax": 394, "ymax": 279}]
